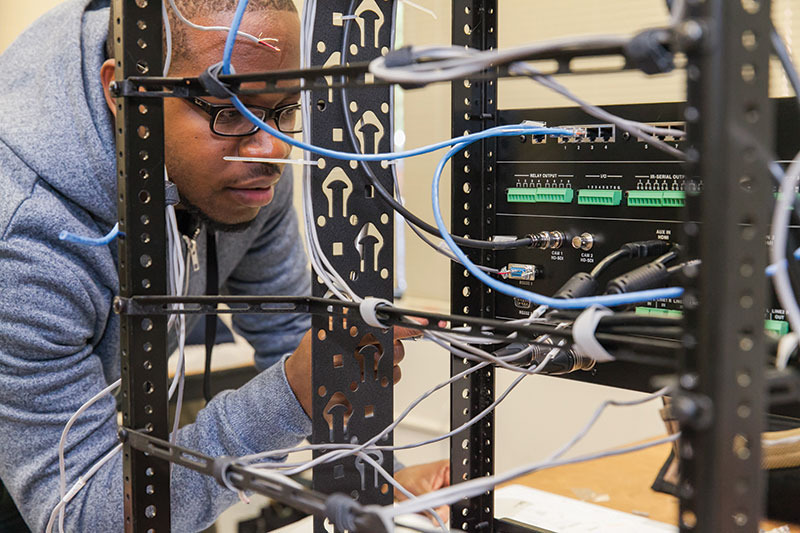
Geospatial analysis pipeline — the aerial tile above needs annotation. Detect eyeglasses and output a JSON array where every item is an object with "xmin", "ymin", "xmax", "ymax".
[{"xmin": 184, "ymin": 97, "xmax": 303, "ymax": 136}]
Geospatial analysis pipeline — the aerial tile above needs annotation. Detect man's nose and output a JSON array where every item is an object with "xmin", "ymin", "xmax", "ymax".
[{"xmin": 238, "ymin": 126, "xmax": 291, "ymax": 160}]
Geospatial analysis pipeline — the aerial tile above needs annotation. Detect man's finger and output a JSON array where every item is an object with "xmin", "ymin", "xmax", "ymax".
[
  {"xmin": 393, "ymin": 365, "xmax": 401, "ymax": 384},
  {"xmin": 393, "ymin": 341, "xmax": 405, "ymax": 365},
  {"xmin": 394, "ymin": 325, "xmax": 423, "ymax": 341}
]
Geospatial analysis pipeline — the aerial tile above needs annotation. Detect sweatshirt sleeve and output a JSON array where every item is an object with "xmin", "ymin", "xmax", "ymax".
[
  {"xmin": 222, "ymin": 171, "xmax": 312, "ymax": 371},
  {"xmin": 0, "ymin": 228, "xmax": 310, "ymax": 532}
]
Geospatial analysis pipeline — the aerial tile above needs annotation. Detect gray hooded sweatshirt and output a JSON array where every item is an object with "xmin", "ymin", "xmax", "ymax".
[{"xmin": 0, "ymin": 0, "xmax": 313, "ymax": 530}]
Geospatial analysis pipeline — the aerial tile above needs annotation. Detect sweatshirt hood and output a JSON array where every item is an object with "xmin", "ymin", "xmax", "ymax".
[{"xmin": 0, "ymin": 0, "xmax": 117, "ymax": 225}]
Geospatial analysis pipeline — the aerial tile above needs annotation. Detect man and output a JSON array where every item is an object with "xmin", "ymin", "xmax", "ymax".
[{"xmin": 0, "ymin": 0, "xmax": 447, "ymax": 530}]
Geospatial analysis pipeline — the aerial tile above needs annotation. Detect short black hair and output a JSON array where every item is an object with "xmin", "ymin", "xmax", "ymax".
[{"xmin": 105, "ymin": 0, "xmax": 297, "ymax": 62}]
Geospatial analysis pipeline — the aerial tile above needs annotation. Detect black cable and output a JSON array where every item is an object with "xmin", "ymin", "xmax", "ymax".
[
  {"xmin": 589, "ymin": 249, "xmax": 629, "ymax": 279},
  {"xmin": 590, "ymin": 240, "xmax": 675, "ymax": 278},
  {"xmin": 547, "ymin": 310, "xmax": 680, "ymax": 326},
  {"xmin": 337, "ymin": 7, "xmax": 533, "ymax": 252},
  {"xmin": 203, "ymin": 229, "xmax": 218, "ymax": 404},
  {"xmin": 599, "ymin": 325, "xmax": 683, "ymax": 339}
]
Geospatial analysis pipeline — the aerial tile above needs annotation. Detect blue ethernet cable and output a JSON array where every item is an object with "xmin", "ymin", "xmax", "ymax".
[
  {"xmin": 766, "ymin": 247, "xmax": 800, "ymax": 276},
  {"xmin": 219, "ymin": 0, "xmax": 573, "ymax": 162},
  {"xmin": 59, "ymin": 223, "xmax": 124, "ymax": 246},
  {"xmin": 430, "ymin": 140, "xmax": 685, "ymax": 309},
  {"xmin": 222, "ymin": 0, "xmax": 683, "ymax": 309}
]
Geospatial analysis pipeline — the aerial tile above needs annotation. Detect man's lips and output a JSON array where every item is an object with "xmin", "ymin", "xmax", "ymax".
[{"xmin": 225, "ymin": 176, "xmax": 281, "ymax": 207}]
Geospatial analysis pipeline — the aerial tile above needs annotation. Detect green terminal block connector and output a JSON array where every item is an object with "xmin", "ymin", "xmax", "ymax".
[
  {"xmin": 577, "ymin": 189, "xmax": 622, "ymax": 206},
  {"xmin": 773, "ymin": 192, "xmax": 800, "ymax": 209},
  {"xmin": 635, "ymin": 307, "xmax": 683, "ymax": 318},
  {"xmin": 507, "ymin": 187, "xmax": 574, "ymax": 204},
  {"xmin": 765, "ymin": 319, "xmax": 790, "ymax": 337},
  {"xmin": 627, "ymin": 190, "xmax": 685, "ymax": 207}
]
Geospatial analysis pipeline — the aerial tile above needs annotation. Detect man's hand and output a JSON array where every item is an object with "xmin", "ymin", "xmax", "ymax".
[
  {"xmin": 394, "ymin": 459, "xmax": 451, "ymax": 524},
  {"xmin": 285, "ymin": 326, "xmax": 419, "ymax": 418}
]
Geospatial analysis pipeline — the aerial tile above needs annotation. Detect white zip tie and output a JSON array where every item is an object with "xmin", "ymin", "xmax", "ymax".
[{"xmin": 223, "ymin": 156, "xmax": 320, "ymax": 166}]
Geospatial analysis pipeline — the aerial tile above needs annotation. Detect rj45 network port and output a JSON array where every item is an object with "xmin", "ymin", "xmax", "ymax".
[{"xmin": 557, "ymin": 124, "xmax": 615, "ymax": 144}]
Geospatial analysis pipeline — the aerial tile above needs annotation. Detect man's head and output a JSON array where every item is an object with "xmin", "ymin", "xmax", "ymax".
[{"xmin": 101, "ymin": 0, "xmax": 301, "ymax": 232}]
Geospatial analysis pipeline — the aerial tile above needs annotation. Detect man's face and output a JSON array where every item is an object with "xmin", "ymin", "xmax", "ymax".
[{"xmin": 163, "ymin": 10, "xmax": 300, "ymax": 227}]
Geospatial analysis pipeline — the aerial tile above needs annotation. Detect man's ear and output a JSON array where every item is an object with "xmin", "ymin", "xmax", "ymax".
[{"xmin": 100, "ymin": 58, "xmax": 118, "ymax": 118}]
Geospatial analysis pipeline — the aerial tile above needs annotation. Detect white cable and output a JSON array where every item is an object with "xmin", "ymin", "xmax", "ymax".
[
  {"xmin": 368, "ymin": 36, "xmax": 630, "ymax": 85},
  {"xmin": 509, "ymin": 62, "xmax": 685, "ymax": 159},
  {"xmin": 163, "ymin": 0, "xmax": 172, "ymax": 75},
  {"xmin": 384, "ymin": 434, "xmax": 680, "ymax": 518},
  {"xmin": 776, "ymin": 332, "xmax": 798, "ymax": 371},
  {"xmin": 47, "ymin": 444, "xmax": 123, "ymax": 533},
  {"xmin": 247, "ymin": 340, "xmax": 560, "ymax": 475},
  {"xmin": 356, "ymin": 451, "xmax": 448, "ymax": 533},
  {"xmin": 166, "ymin": 0, "xmax": 279, "ymax": 49},
  {"xmin": 389, "ymin": 389, "xmax": 672, "ymax": 515},
  {"xmin": 770, "ymin": 150, "xmax": 800, "ymax": 342},
  {"xmin": 669, "ymin": 0, "xmax": 687, "ymax": 28},
  {"xmin": 56, "ymin": 379, "xmax": 121, "ymax": 533},
  {"xmin": 546, "ymin": 386, "xmax": 672, "ymax": 462}
]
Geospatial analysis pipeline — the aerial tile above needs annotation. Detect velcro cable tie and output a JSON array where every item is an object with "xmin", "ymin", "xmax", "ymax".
[
  {"xmin": 164, "ymin": 181, "xmax": 180, "ymax": 206},
  {"xmin": 359, "ymin": 297, "xmax": 392, "ymax": 329},
  {"xmin": 200, "ymin": 61, "xmax": 237, "ymax": 98},
  {"xmin": 573, "ymin": 305, "xmax": 615, "ymax": 363},
  {"xmin": 326, "ymin": 493, "xmax": 360, "ymax": 532}
]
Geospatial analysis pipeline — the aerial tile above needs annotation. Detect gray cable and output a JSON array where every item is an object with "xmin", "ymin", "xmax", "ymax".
[
  {"xmin": 509, "ymin": 62, "xmax": 686, "ymax": 160},
  {"xmin": 385, "ymin": 433, "xmax": 680, "ymax": 517},
  {"xmin": 368, "ymin": 36, "xmax": 630, "ymax": 86},
  {"xmin": 356, "ymin": 451, "xmax": 449, "ymax": 533}
]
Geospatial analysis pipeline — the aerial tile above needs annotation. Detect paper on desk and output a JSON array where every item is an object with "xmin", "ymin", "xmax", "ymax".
[
  {"xmin": 272, "ymin": 512, "xmax": 451, "ymax": 533},
  {"xmin": 496, "ymin": 485, "xmax": 678, "ymax": 533}
]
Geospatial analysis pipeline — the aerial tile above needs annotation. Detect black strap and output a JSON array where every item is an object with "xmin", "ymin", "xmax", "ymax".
[{"xmin": 203, "ymin": 229, "xmax": 218, "ymax": 404}]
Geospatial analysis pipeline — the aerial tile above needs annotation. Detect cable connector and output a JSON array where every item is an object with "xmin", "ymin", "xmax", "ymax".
[
  {"xmin": 493, "ymin": 342, "xmax": 595, "ymax": 375},
  {"xmin": 528, "ymin": 230, "xmax": 566, "ymax": 250},
  {"xmin": 624, "ymin": 28, "xmax": 675, "ymax": 75},
  {"xmin": 606, "ymin": 261, "xmax": 671, "ymax": 294},
  {"xmin": 553, "ymin": 272, "xmax": 599, "ymax": 299},
  {"xmin": 620, "ymin": 240, "xmax": 674, "ymax": 259},
  {"xmin": 382, "ymin": 47, "xmax": 426, "ymax": 89},
  {"xmin": 500, "ymin": 263, "xmax": 542, "ymax": 281},
  {"xmin": 384, "ymin": 46, "xmax": 415, "ymax": 68}
]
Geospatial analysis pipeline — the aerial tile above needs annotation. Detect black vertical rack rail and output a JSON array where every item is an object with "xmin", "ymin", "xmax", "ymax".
[
  {"xmin": 679, "ymin": 0, "xmax": 773, "ymax": 532},
  {"xmin": 308, "ymin": 3, "xmax": 396, "ymax": 532},
  {"xmin": 113, "ymin": 0, "xmax": 172, "ymax": 531},
  {"xmin": 450, "ymin": 2, "xmax": 498, "ymax": 532}
]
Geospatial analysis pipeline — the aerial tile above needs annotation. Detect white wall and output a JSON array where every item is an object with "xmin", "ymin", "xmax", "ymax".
[{"xmin": 0, "ymin": 0, "xmax": 65, "ymax": 52}]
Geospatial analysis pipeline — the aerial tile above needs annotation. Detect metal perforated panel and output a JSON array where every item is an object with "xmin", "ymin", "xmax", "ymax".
[
  {"xmin": 113, "ymin": 0, "xmax": 171, "ymax": 531},
  {"xmin": 307, "ymin": 2, "xmax": 396, "ymax": 531}
]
